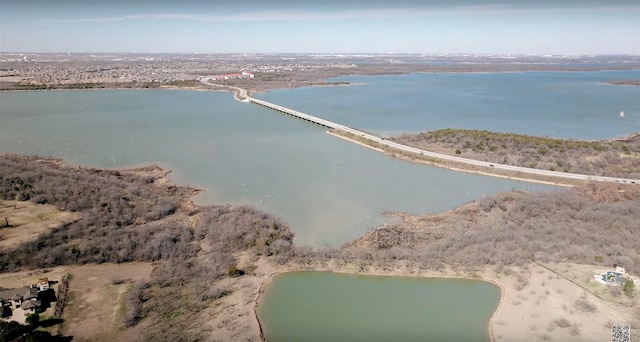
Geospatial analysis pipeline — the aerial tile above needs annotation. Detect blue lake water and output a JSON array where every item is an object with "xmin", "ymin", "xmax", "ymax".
[
  {"xmin": 258, "ymin": 70, "xmax": 640, "ymax": 139},
  {"xmin": 1, "ymin": 70, "xmax": 636, "ymax": 340},
  {"xmin": 4, "ymin": 70, "xmax": 632, "ymax": 247}
]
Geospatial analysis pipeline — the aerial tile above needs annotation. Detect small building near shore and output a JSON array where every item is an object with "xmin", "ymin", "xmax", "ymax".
[{"xmin": 594, "ymin": 266, "xmax": 635, "ymax": 286}]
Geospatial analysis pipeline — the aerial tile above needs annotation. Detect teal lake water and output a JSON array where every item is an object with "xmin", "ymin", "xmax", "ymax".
[
  {"xmin": 2, "ymin": 71, "xmax": 635, "ymax": 339},
  {"xmin": 0, "ymin": 85, "xmax": 554, "ymax": 247},
  {"xmin": 258, "ymin": 70, "xmax": 640, "ymax": 139},
  {"xmin": 258, "ymin": 272, "xmax": 501, "ymax": 342},
  {"xmin": 4, "ymin": 71, "xmax": 636, "ymax": 246}
]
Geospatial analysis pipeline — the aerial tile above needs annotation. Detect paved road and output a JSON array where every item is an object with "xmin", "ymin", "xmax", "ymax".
[
  {"xmin": 200, "ymin": 77, "xmax": 249, "ymax": 102},
  {"xmin": 200, "ymin": 79, "xmax": 640, "ymax": 185}
]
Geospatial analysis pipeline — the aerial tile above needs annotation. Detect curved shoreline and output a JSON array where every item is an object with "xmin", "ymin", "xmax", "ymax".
[
  {"xmin": 252, "ymin": 266, "xmax": 505, "ymax": 342},
  {"xmin": 201, "ymin": 82, "xmax": 639, "ymax": 186},
  {"xmin": 250, "ymin": 260, "xmax": 637, "ymax": 342},
  {"xmin": 4, "ymin": 75, "xmax": 638, "ymax": 187},
  {"xmin": 4, "ymin": 155, "xmax": 636, "ymax": 341},
  {"xmin": 327, "ymin": 130, "xmax": 575, "ymax": 187}
]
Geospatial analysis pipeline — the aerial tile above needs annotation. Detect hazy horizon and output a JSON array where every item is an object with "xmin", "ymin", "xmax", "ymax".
[
  {"xmin": 1, "ymin": 0, "xmax": 639, "ymax": 55},
  {"xmin": 2, "ymin": 52, "xmax": 640, "ymax": 57}
]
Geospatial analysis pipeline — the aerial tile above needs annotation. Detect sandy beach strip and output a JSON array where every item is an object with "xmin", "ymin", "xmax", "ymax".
[{"xmin": 246, "ymin": 259, "xmax": 635, "ymax": 342}]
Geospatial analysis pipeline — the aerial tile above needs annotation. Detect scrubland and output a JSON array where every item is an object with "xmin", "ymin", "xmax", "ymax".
[
  {"xmin": 393, "ymin": 129, "xmax": 640, "ymax": 178},
  {"xmin": 1, "ymin": 154, "xmax": 639, "ymax": 341}
]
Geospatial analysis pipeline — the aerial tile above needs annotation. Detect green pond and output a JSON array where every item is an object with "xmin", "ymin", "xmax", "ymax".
[{"xmin": 258, "ymin": 272, "xmax": 501, "ymax": 342}]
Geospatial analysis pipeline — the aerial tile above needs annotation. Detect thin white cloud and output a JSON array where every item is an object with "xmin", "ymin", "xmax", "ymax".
[
  {"xmin": 61, "ymin": 5, "xmax": 639, "ymax": 24},
  {"xmin": 64, "ymin": 9, "xmax": 425, "ymax": 23}
]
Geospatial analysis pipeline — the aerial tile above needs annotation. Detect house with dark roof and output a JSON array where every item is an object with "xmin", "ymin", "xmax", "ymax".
[
  {"xmin": 0, "ymin": 287, "xmax": 38, "ymax": 305},
  {"xmin": 21, "ymin": 300, "xmax": 41, "ymax": 313},
  {"xmin": 0, "ymin": 283, "xmax": 50, "ymax": 318}
]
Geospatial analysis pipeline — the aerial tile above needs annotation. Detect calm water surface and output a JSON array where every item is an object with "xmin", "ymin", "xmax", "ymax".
[
  {"xmin": 258, "ymin": 272, "xmax": 501, "ymax": 342},
  {"xmin": 0, "ymin": 87, "xmax": 552, "ymax": 247},
  {"xmin": 258, "ymin": 70, "xmax": 640, "ymax": 139},
  {"xmin": 1, "ymin": 72, "xmax": 634, "ymax": 338}
]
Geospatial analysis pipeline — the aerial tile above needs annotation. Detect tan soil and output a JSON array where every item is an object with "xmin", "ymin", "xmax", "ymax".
[
  {"xmin": 61, "ymin": 263, "xmax": 154, "ymax": 341},
  {"xmin": 490, "ymin": 262, "xmax": 636, "ymax": 342},
  {"xmin": 208, "ymin": 256, "xmax": 638, "ymax": 342},
  {"xmin": 0, "ymin": 200, "xmax": 81, "ymax": 249},
  {"xmin": 0, "ymin": 263, "xmax": 154, "ymax": 339},
  {"xmin": 0, "ymin": 76, "xmax": 25, "ymax": 82}
]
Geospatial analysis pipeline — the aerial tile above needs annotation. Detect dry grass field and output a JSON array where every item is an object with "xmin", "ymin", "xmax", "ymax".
[
  {"xmin": 0, "ymin": 200, "xmax": 80, "ymax": 249},
  {"xmin": 0, "ymin": 263, "xmax": 153, "ymax": 341}
]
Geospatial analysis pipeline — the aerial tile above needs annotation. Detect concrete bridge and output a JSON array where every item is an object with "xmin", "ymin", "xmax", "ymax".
[
  {"xmin": 246, "ymin": 96, "xmax": 640, "ymax": 185},
  {"xmin": 200, "ymin": 78, "xmax": 640, "ymax": 185},
  {"xmin": 248, "ymin": 97, "xmax": 338, "ymax": 129}
]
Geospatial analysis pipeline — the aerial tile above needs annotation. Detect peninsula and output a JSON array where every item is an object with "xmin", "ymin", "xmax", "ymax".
[
  {"xmin": 1, "ymin": 155, "xmax": 638, "ymax": 341},
  {"xmin": 2, "ymin": 53, "xmax": 639, "ymax": 342}
]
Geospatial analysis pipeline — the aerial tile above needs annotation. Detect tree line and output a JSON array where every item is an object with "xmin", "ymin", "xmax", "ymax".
[
  {"xmin": 392, "ymin": 129, "xmax": 640, "ymax": 178},
  {"xmin": 2, "ymin": 154, "xmax": 638, "ymax": 340},
  {"xmin": 0, "ymin": 154, "xmax": 294, "ymax": 341}
]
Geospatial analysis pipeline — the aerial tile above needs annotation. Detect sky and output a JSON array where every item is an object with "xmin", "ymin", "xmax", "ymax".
[{"xmin": 1, "ymin": 0, "xmax": 639, "ymax": 55}]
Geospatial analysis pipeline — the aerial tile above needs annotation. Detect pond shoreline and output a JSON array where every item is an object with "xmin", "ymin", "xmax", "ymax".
[
  {"xmin": 249, "ymin": 259, "xmax": 636, "ymax": 342},
  {"xmin": 252, "ymin": 262, "xmax": 505, "ymax": 342}
]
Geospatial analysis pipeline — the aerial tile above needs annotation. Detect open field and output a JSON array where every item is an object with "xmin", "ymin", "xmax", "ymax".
[
  {"xmin": 0, "ymin": 200, "xmax": 80, "ymax": 249},
  {"xmin": 0, "ymin": 263, "xmax": 153, "ymax": 341},
  {"xmin": 489, "ymin": 262, "xmax": 637, "ymax": 342},
  {"xmin": 61, "ymin": 263, "xmax": 154, "ymax": 341}
]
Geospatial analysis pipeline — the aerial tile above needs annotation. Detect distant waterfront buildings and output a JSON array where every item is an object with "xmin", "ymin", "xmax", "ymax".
[{"xmin": 212, "ymin": 71, "xmax": 255, "ymax": 80}]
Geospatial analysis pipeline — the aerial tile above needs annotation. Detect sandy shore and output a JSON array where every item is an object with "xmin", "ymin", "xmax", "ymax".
[
  {"xmin": 326, "ymin": 130, "xmax": 576, "ymax": 187},
  {"xmin": 241, "ymin": 258, "xmax": 636, "ymax": 342},
  {"xmin": 2, "ymin": 212, "xmax": 633, "ymax": 342}
]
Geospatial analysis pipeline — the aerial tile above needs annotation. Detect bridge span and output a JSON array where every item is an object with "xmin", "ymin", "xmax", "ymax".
[
  {"xmin": 200, "ymin": 78, "xmax": 640, "ymax": 185},
  {"xmin": 248, "ymin": 97, "xmax": 338, "ymax": 129},
  {"xmin": 246, "ymin": 95, "xmax": 640, "ymax": 185}
]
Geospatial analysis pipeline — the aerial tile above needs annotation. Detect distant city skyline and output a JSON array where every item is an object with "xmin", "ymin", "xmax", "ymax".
[{"xmin": 1, "ymin": 0, "xmax": 639, "ymax": 55}]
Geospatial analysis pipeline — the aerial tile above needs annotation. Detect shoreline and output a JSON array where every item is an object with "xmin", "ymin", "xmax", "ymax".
[
  {"xmin": 3, "ymin": 155, "xmax": 637, "ymax": 341},
  {"xmin": 252, "ymin": 265, "xmax": 505, "ymax": 342},
  {"xmin": 250, "ymin": 259, "xmax": 637, "ymax": 342},
  {"xmin": 326, "ymin": 130, "xmax": 575, "ymax": 187},
  {"xmin": 3, "ymin": 67, "xmax": 639, "ymax": 340}
]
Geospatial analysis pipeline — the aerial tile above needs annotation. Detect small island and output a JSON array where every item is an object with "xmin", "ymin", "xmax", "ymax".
[{"xmin": 605, "ymin": 80, "xmax": 640, "ymax": 87}]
